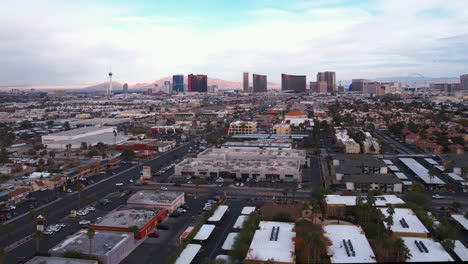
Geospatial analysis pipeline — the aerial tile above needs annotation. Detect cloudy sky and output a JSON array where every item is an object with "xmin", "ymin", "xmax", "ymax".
[{"xmin": 1, "ymin": 0, "xmax": 467, "ymax": 86}]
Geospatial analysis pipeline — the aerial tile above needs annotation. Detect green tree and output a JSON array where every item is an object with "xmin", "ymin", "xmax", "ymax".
[
  {"xmin": 86, "ymin": 149, "xmax": 99, "ymax": 157},
  {"xmin": 46, "ymin": 120, "xmax": 54, "ymax": 129},
  {"xmin": 87, "ymin": 227, "xmax": 95, "ymax": 254},
  {"xmin": 394, "ymin": 238, "xmax": 411, "ymax": 261},
  {"xmin": 127, "ymin": 225, "xmax": 140, "ymax": 238},
  {"xmin": 451, "ymin": 201, "xmax": 461, "ymax": 212},
  {"xmin": 0, "ymin": 247, "xmax": 6, "ymax": 264},
  {"xmin": 306, "ymin": 231, "xmax": 326, "ymax": 263},
  {"xmin": 0, "ymin": 223, "xmax": 13, "ymax": 242},
  {"xmin": 409, "ymin": 182, "xmax": 425, "ymax": 192},
  {"xmin": 31, "ymin": 231, "xmax": 43, "ymax": 253},
  {"xmin": 404, "ymin": 192, "xmax": 427, "ymax": 206},
  {"xmin": 121, "ymin": 149, "xmax": 135, "ymax": 160},
  {"xmin": 0, "ymin": 148, "xmax": 9, "ymax": 164},
  {"xmin": 64, "ymin": 121, "xmax": 71, "ymax": 131},
  {"xmin": 80, "ymin": 142, "xmax": 88, "ymax": 150},
  {"xmin": 20, "ymin": 120, "xmax": 33, "ymax": 129}
]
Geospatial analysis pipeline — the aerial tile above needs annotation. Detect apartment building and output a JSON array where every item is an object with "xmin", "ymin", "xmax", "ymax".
[
  {"xmin": 228, "ymin": 121, "xmax": 258, "ymax": 135},
  {"xmin": 335, "ymin": 129, "xmax": 360, "ymax": 154}
]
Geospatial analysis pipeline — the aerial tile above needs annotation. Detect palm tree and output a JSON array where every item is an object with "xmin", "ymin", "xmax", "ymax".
[
  {"xmin": 290, "ymin": 187, "xmax": 298, "ymax": 203},
  {"xmin": 193, "ymin": 177, "xmax": 201, "ymax": 199},
  {"xmin": 0, "ymin": 224, "xmax": 14, "ymax": 242},
  {"xmin": 77, "ymin": 183, "xmax": 83, "ymax": 209},
  {"xmin": 87, "ymin": 227, "xmax": 95, "ymax": 254},
  {"xmin": 282, "ymin": 188, "xmax": 289, "ymax": 202},
  {"xmin": 385, "ymin": 205, "xmax": 395, "ymax": 233},
  {"xmin": 429, "ymin": 170, "xmax": 436, "ymax": 185},
  {"xmin": 29, "ymin": 209, "xmax": 36, "ymax": 227},
  {"xmin": 307, "ymin": 231, "xmax": 325, "ymax": 263},
  {"xmin": 0, "ymin": 247, "xmax": 6, "ymax": 264},
  {"xmin": 393, "ymin": 238, "xmax": 411, "ymax": 262},
  {"xmin": 31, "ymin": 231, "xmax": 43, "ymax": 253}
]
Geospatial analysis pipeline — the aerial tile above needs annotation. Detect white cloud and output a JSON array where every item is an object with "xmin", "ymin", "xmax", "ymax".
[{"xmin": 0, "ymin": 0, "xmax": 467, "ymax": 86}]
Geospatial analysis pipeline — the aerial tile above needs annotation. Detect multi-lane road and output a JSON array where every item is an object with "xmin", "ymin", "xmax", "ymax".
[{"xmin": 1, "ymin": 139, "xmax": 197, "ymax": 263}]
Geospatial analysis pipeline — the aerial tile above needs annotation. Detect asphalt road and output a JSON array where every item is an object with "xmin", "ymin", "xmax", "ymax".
[{"xmin": 1, "ymin": 140, "xmax": 197, "ymax": 264}]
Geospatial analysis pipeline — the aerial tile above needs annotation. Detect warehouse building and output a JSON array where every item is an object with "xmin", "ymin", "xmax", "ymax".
[
  {"xmin": 175, "ymin": 147, "xmax": 308, "ymax": 182},
  {"xmin": 42, "ymin": 126, "xmax": 129, "ymax": 150}
]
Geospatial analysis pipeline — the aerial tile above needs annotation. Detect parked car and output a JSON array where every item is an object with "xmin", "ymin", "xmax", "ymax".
[
  {"xmin": 157, "ymin": 224, "xmax": 169, "ymax": 230},
  {"xmin": 8, "ymin": 205, "xmax": 16, "ymax": 210},
  {"xmin": 161, "ymin": 187, "xmax": 168, "ymax": 191},
  {"xmin": 432, "ymin": 194, "xmax": 443, "ymax": 199},
  {"xmin": 148, "ymin": 232, "xmax": 160, "ymax": 238},
  {"xmin": 79, "ymin": 220, "xmax": 91, "ymax": 225},
  {"xmin": 115, "ymin": 183, "xmax": 124, "ymax": 187},
  {"xmin": 99, "ymin": 199, "xmax": 112, "ymax": 205},
  {"xmin": 66, "ymin": 189, "xmax": 72, "ymax": 193},
  {"xmin": 40, "ymin": 188, "xmax": 47, "ymax": 192}
]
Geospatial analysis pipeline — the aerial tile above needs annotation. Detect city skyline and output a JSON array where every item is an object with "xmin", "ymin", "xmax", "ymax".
[{"xmin": 1, "ymin": 0, "xmax": 468, "ymax": 86}]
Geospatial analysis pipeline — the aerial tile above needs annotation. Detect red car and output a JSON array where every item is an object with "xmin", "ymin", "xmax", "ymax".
[{"xmin": 148, "ymin": 232, "xmax": 160, "ymax": 238}]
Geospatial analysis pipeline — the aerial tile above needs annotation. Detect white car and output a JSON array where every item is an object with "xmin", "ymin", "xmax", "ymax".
[
  {"xmin": 240, "ymin": 183, "xmax": 245, "ymax": 187},
  {"xmin": 79, "ymin": 220, "xmax": 91, "ymax": 225},
  {"xmin": 43, "ymin": 230, "xmax": 53, "ymax": 235},
  {"xmin": 8, "ymin": 205, "xmax": 16, "ymax": 210},
  {"xmin": 235, "ymin": 182, "xmax": 240, "ymax": 187},
  {"xmin": 85, "ymin": 207, "xmax": 96, "ymax": 212},
  {"xmin": 432, "ymin": 194, "xmax": 443, "ymax": 199},
  {"xmin": 115, "ymin": 183, "xmax": 124, "ymax": 187},
  {"xmin": 67, "ymin": 189, "xmax": 72, "ymax": 193},
  {"xmin": 129, "ymin": 179, "xmax": 134, "ymax": 183},
  {"xmin": 40, "ymin": 187, "xmax": 47, "ymax": 192},
  {"xmin": 161, "ymin": 187, "xmax": 168, "ymax": 191}
]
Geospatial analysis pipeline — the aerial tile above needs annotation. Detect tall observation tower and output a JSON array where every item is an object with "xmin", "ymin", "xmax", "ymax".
[{"xmin": 108, "ymin": 72, "xmax": 113, "ymax": 95}]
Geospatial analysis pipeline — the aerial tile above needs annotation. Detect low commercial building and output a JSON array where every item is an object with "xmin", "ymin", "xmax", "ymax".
[
  {"xmin": 228, "ymin": 121, "xmax": 258, "ymax": 135},
  {"xmin": 324, "ymin": 195, "xmax": 405, "ymax": 217},
  {"xmin": 244, "ymin": 221, "xmax": 296, "ymax": 264},
  {"xmin": 323, "ymin": 224, "xmax": 376, "ymax": 263},
  {"xmin": 42, "ymin": 126, "xmax": 129, "ymax": 150},
  {"xmin": 127, "ymin": 190, "xmax": 185, "ymax": 213},
  {"xmin": 379, "ymin": 208, "xmax": 429, "ymax": 237},
  {"xmin": 91, "ymin": 206, "xmax": 167, "ymax": 239},
  {"xmin": 25, "ymin": 256, "xmax": 98, "ymax": 264},
  {"xmin": 116, "ymin": 139, "xmax": 159, "ymax": 151},
  {"xmin": 175, "ymin": 147, "xmax": 307, "ymax": 182},
  {"xmin": 49, "ymin": 230, "xmax": 135, "ymax": 264}
]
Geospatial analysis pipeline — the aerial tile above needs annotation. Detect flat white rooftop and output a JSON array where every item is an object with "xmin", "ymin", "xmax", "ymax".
[
  {"xmin": 325, "ymin": 195, "xmax": 405, "ymax": 207},
  {"xmin": 216, "ymin": 255, "xmax": 230, "ymax": 262},
  {"xmin": 451, "ymin": 214, "xmax": 468, "ymax": 230},
  {"xmin": 241, "ymin": 206, "xmax": 256, "ymax": 215},
  {"xmin": 379, "ymin": 208, "xmax": 429, "ymax": 234},
  {"xmin": 424, "ymin": 158, "xmax": 439, "ymax": 165},
  {"xmin": 448, "ymin": 173, "xmax": 464, "ymax": 181},
  {"xmin": 245, "ymin": 221, "xmax": 295, "ymax": 263},
  {"xmin": 402, "ymin": 180, "xmax": 413, "ymax": 185},
  {"xmin": 233, "ymin": 215, "xmax": 247, "ymax": 229},
  {"xmin": 401, "ymin": 237, "xmax": 453, "ymax": 262},
  {"xmin": 399, "ymin": 158, "xmax": 445, "ymax": 185},
  {"xmin": 453, "ymin": 240, "xmax": 468, "ymax": 261},
  {"xmin": 208, "ymin": 205, "xmax": 228, "ymax": 222},
  {"xmin": 222, "ymin": 232, "xmax": 239, "ymax": 251},
  {"xmin": 175, "ymin": 244, "xmax": 202, "ymax": 264},
  {"xmin": 193, "ymin": 224, "xmax": 216, "ymax": 241},
  {"xmin": 388, "ymin": 165, "xmax": 400, "ymax": 172},
  {"xmin": 323, "ymin": 225, "xmax": 376, "ymax": 263},
  {"xmin": 383, "ymin": 159, "xmax": 393, "ymax": 165},
  {"xmin": 394, "ymin": 172, "xmax": 408, "ymax": 180}
]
